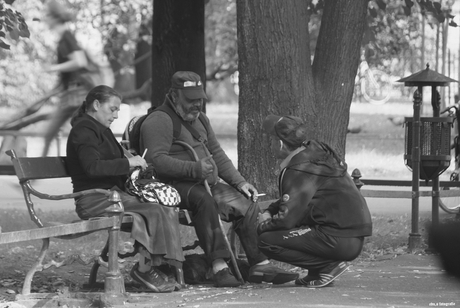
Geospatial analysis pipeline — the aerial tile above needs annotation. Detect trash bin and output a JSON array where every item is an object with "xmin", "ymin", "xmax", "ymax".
[{"xmin": 404, "ymin": 117, "xmax": 454, "ymax": 180}]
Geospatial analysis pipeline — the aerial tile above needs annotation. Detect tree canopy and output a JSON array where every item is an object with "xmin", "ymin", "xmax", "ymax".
[{"xmin": 0, "ymin": 0, "xmax": 30, "ymax": 50}]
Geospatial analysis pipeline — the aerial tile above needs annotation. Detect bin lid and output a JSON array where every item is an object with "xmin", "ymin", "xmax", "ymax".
[{"xmin": 397, "ymin": 64, "xmax": 458, "ymax": 87}]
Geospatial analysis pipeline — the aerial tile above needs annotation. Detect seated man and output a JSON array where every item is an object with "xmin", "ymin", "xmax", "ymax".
[
  {"xmin": 258, "ymin": 114, "xmax": 373, "ymax": 288},
  {"xmin": 140, "ymin": 71, "xmax": 298, "ymax": 287}
]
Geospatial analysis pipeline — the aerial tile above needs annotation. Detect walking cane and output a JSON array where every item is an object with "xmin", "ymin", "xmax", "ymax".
[{"xmin": 173, "ymin": 140, "xmax": 244, "ymax": 283}]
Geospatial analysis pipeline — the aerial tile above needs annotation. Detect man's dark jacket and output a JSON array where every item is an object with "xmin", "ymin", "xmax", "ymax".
[{"xmin": 259, "ymin": 140, "xmax": 372, "ymax": 238}]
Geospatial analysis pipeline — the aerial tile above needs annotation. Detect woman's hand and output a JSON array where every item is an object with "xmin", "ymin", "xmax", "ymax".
[{"xmin": 128, "ymin": 155, "xmax": 148, "ymax": 170}]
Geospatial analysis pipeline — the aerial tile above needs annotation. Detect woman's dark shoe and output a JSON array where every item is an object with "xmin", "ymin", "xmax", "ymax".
[{"xmin": 130, "ymin": 263, "xmax": 176, "ymax": 293}]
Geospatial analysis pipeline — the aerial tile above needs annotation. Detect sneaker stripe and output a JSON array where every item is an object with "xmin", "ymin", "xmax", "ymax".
[{"xmin": 303, "ymin": 263, "xmax": 350, "ymax": 288}]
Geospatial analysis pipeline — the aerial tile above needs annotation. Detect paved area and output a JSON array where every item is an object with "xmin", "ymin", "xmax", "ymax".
[{"xmin": 1, "ymin": 253, "xmax": 458, "ymax": 308}]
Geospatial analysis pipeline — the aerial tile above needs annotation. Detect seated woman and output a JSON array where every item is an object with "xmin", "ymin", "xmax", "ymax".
[{"xmin": 66, "ymin": 85, "xmax": 184, "ymax": 293}]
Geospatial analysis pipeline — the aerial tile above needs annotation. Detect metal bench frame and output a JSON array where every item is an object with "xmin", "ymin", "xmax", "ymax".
[{"xmin": 1, "ymin": 149, "xmax": 134, "ymax": 299}]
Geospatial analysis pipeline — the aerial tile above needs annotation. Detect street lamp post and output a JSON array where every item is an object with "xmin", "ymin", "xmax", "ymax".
[{"xmin": 397, "ymin": 64, "xmax": 457, "ymax": 251}]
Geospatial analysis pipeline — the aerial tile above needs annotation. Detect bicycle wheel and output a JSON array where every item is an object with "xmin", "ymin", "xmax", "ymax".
[
  {"xmin": 439, "ymin": 172, "xmax": 460, "ymax": 214},
  {"xmin": 361, "ymin": 69, "xmax": 392, "ymax": 105}
]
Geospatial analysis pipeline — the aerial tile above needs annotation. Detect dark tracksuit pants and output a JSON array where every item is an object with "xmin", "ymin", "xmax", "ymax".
[
  {"xmin": 173, "ymin": 181, "xmax": 267, "ymax": 266},
  {"xmin": 258, "ymin": 225, "xmax": 364, "ymax": 275}
]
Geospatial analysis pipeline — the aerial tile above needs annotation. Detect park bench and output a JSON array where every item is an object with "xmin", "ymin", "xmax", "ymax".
[{"xmin": 0, "ymin": 149, "xmax": 185, "ymax": 303}]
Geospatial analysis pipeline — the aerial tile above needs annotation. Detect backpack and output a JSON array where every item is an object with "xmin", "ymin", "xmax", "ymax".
[{"xmin": 124, "ymin": 104, "xmax": 208, "ymax": 156}]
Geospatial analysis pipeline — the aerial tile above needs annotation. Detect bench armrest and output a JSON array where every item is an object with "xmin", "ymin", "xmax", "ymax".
[{"xmin": 20, "ymin": 180, "xmax": 113, "ymax": 228}]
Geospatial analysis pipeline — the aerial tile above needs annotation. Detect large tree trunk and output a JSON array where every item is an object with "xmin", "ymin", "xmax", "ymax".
[
  {"xmin": 237, "ymin": 0, "xmax": 368, "ymax": 197},
  {"xmin": 151, "ymin": 0, "xmax": 206, "ymax": 108},
  {"xmin": 237, "ymin": 0, "xmax": 313, "ymax": 197},
  {"xmin": 312, "ymin": 0, "xmax": 368, "ymax": 154},
  {"xmin": 135, "ymin": 40, "xmax": 152, "ymax": 91}
]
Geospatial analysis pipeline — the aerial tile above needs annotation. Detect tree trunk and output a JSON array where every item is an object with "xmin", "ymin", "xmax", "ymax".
[
  {"xmin": 135, "ymin": 40, "xmax": 152, "ymax": 91},
  {"xmin": 151, "ymin": 0, "xmax": 206, "ymax": 108},
  {"xmin": 237, "ymin": 0, "xmax": 313, "ymax": 197},
  {"xmin": 237, "ymin": 0, "xmax": 368, "ymax": 197},
  {"xmin": 312, "ymin": 0, "xmax": 368, "ymax": 154}
]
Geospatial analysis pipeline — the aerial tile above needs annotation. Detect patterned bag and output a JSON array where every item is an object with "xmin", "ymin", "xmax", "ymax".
[{"xmin": 125, "ymin": 166, "xmax": 181, "ymax": 207}]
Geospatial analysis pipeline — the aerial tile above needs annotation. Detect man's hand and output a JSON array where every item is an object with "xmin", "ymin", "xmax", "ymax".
[
  {"xmin": 239, "ymin": 182, "xmax": 259, "ymax": 202},
  {"xmin": 257, "ymin": 218, "xmax": 272, "ymax": 235},
  {"xmin": 199, "ymin": 155, "xmax": 214, "ymax": 178},
  {"xmin": 258, "ymin": 211, "xmax": 272, "ymax": 223}
]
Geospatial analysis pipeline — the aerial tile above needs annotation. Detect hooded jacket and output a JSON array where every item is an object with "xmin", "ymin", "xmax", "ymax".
[{"xmin": 258, "ymin": 140, "xmax": 372, "ymax": 238}]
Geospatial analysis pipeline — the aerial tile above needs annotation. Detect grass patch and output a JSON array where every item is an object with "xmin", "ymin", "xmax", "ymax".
[{"xmin": 0, "ymin": 206, "xmax": 438, "ymax": 264}]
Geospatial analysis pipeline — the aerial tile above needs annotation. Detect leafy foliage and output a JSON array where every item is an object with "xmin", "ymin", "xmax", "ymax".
[
  {"xmin": 0, "ymin": 0, "xmax": 457, "ymax": 108},
  {"xmin": 0, "ymin": 0, "xmax": 30, "ymax": 50},
  {"xmin": 205, "ymin": 0, "xmax": 237, "ymax": 81},
  {"xmin": 0, "ymin": 1, "xmax": 57, "ymax": 108},
  {"xmin": 364, "ymin": 0, "xmax": 457, "ymax": 72},
  {"xmin": 0, "ymin": 0, "xmax": 151, "ymax": 108}
]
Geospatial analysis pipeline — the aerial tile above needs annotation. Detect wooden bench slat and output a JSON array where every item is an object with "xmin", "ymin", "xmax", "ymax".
[
  {"xmin": 11, "ymin": 156, "xmax": 69, "ymax": 180},
  {"xmin": 0, "ymin": 218, "xmax": 116, "ymax": 244},
  {"xmin": 0, "ymin": 165, "xmax": 15, "ymax": 175}
]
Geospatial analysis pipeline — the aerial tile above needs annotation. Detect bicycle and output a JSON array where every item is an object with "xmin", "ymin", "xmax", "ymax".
[
  {"xmin": 439, "ymin": 103, "xmax": 460, "ymax": 214},
  {"xmin": 353, "ymin": 59, "xmax": 393, "ymax": 105}
]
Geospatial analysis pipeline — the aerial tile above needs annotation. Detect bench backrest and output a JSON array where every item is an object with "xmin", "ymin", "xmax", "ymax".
[{"xmin": 6, "ymin": 149, "xmax": 69, "ymax": 181}]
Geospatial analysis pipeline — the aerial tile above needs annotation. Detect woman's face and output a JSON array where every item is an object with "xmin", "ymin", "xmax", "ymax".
[{"xmin": 92, "ymin": 96, "xmax": 121, "ymax": 128}]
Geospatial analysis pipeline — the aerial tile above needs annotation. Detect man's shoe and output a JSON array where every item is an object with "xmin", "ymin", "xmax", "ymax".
[
  {"xmin": 248, "ymin": 263, "xmax": 299, "ymax": 284},
  {"xmin": 213, "ymin": 268, "xmax": 243, "ymax": 287},
  {"xmin": 295, "ymin": 274, "xmax": 319, "ymax": 285},
  {"xmin": 130, "ymin": 263, "xmax": 176, "ymax": 293},
  {"xmin": 295, "ymin": 275, "xmax": 334, "ymax": 287},
  {"xmin": 300, "ymin": 261, "xmax": 350, "ymax": 288}
]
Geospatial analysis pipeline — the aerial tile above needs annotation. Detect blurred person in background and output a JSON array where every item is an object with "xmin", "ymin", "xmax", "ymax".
[{"xmin": 41, "ymin": 0, "xmax": 89, "ymax": 156}]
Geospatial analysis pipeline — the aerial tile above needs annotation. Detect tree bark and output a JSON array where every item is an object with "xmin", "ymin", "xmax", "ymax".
[
  {"xmin": 237, "ymin": 0, "xmax": 313, "ymax": 197},
  {"xmin": 237, "ymin": 0, "xmax": 368, "ymax": 197},
  {"xmin": 135, "ymin": 40, "xmax": 152, "ymax": 92},
  {"xmin": 312, "ymin": 0, "xmax": 368, "ymax": 154},
  {"xmin": 151, "ymin": 0, "xmax": 206, "ymax": 108}
]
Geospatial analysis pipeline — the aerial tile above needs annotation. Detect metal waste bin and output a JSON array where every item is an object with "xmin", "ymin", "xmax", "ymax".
[{"xmin": 404, "ymin": 117, "xmax": 454, "ymax": 180}]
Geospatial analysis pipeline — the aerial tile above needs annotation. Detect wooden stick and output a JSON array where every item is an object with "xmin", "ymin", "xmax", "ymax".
[{"xmin": 173, "ymin": 140, "xmax": 244, "ymax": 283}]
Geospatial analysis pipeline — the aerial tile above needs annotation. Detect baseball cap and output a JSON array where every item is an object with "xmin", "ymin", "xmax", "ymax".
[
  {"xmin": 263, "ymin": 114, "xmax": 308, "ymax": 148},
  {"xmin": 171, "ymin": 71, "xmax": 208, "ymax": 100}
]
